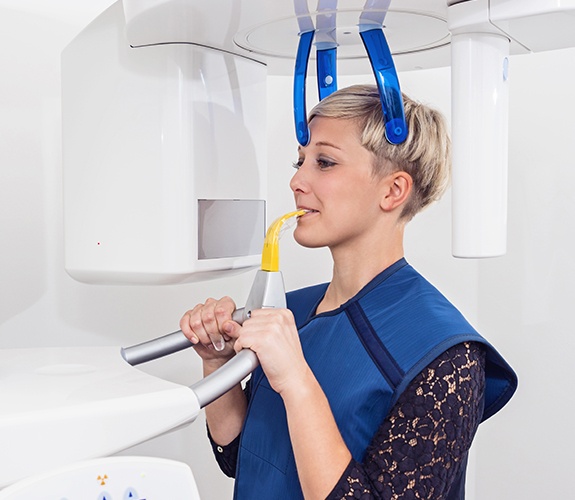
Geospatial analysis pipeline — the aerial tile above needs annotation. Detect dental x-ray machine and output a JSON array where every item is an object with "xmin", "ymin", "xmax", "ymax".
[{"xmin": 1, "ymin": 0, "xmax": 574, "ymax": 497}]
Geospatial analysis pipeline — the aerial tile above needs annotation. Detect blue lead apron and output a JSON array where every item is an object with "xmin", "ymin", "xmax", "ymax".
[{"xmin": 233, "ymin": 259, "xmax": 517, "ymax": 499}]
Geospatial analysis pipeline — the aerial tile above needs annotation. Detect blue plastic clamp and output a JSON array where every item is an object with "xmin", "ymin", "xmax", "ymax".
[
  {"xmin": 359, "ymin": 27, "xmax": 408, "ymax": 144},
  {"xmin": 293, "ymin": 30, "xmax": 315, "ymax": 146},
  {"xmin": 317, "ymin": 47, "xmax": 338, "ymax": 100}
]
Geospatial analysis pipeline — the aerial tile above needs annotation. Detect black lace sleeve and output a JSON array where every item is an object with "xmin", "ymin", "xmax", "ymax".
[
  {"xmin": 206, "ymin": 379, "xmax": 252, "ymax": 477},
  {"xmin": 208, "ymin": 426, "xmax": 241, "ymax": 478},
  {"xmin": 327, "ymin": 342, "xmax": 486, "ymax": 500}
]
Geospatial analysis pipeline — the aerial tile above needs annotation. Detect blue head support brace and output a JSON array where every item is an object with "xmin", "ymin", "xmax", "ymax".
[{"xmin": 293, "ymin": 0, "xmax": 408, "ymax": 147}]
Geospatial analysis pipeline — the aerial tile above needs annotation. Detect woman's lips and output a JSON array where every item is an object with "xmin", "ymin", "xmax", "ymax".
[{"xmin": 299, "ymin": 211, "xmax": 317, "ymax": 220}]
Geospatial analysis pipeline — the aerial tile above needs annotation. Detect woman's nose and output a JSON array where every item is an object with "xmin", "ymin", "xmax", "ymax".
[
  {"xmin": 290, "ymin": 168, "xmax": 304, "ymax": 193},
  {"xmin": 290, "ymin": 163, "xmax": 308, "ymax": 193}
]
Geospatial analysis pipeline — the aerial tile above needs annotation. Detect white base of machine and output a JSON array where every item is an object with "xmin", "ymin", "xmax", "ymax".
[{"xmin": 0, "ymin": 347, "xmax": 200, "ymax": 489}]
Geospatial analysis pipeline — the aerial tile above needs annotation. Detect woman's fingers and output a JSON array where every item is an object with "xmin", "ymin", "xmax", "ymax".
[
  {"xmin": 208, "ymin": 297, "xmax": 236, "ymax": 350},
  {"xmin": 230, "ymin": 308, "xmax": 297, "ymax": 352},
  {"xmin": 200, "ymin": 298, "xmax": 222, "ymax": 349},
  {"xmin": 229, "ymin": 308, "xmax": 306, "ymax": 394},
  {"xmin": 180, "ymin": 303, "xmax": 205, "ymax": 344},
  {"xmin": 180, "ymin": 296, "xmax": 237, "ymax": 349}
]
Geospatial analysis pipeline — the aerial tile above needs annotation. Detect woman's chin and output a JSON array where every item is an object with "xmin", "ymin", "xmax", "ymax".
[{"xmin": 293, "ymin": 229, "xmax": 325, "ymax": 249}]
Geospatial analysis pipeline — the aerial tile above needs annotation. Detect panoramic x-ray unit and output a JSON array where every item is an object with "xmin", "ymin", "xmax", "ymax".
[{"xmin": 1, "ymin": 0, "xmax": 575, "ymax": 497}]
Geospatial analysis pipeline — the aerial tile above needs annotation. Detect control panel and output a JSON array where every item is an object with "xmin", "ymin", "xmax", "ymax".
[{"xmin": 0, "ymin": 457, "xmax": 200, "ymax": 500}]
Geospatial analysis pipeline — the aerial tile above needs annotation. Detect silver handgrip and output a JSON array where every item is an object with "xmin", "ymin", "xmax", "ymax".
[
  {"xmin": 121, "ymin": 270, "xmax": 287, "ymax": 408},
  {"xmin": 121, "ymin": 308, "xmax": 246, "ymax": 366},
  {"xmin": 190, "ymin": 349, "xmax": 259, "ymax": 408}
]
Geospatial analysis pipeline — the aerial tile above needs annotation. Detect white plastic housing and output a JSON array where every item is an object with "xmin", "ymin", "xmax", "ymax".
[
  {"xmin": 62, "ymin": 2, "xmax": 267, "ymax": 284},
  {"xmin": 450, "ymin": 32, "xmax": 510, "ymax": 258},
  {"xmin": 490, "ymin": 0, "xmax": 575, "ymax": 52},
  {"xmin": 122, "ymin": 0, "xmax": 267, "ymax": 51},
  {"xmin": 0, "ymin": 347, "xmax": 200, "ymax": 488}
]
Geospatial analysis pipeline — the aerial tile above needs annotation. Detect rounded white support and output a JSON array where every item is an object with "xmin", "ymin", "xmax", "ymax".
[{"xmin": 451, "ymin": 32, "xmax": 510, "ymax": 258}]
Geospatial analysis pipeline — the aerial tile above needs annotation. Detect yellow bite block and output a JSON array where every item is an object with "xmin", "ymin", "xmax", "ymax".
[{"xmin": 261, "ymin": 210, "xmax": 307, "ymax": 272}]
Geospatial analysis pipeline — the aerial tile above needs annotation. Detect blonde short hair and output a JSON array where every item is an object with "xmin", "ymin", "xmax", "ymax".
[{"xmin": 309, "ymin": 84, "xmax": 451, "ymax": 221}]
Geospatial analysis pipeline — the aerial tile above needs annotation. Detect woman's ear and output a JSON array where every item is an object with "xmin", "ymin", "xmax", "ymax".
[{"xmin": 380, "ymin": 171, "xmax": 413, "ymax": 213}]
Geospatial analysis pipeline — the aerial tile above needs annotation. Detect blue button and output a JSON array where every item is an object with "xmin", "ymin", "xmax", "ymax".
[{"xmin": 124, "ymin": 487, "xmax": 139, "ymax": 499}]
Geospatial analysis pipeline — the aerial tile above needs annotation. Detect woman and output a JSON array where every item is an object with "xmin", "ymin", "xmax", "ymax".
[{"xmin": 180, "ymin": 85, "xmax": 517, "ymax": 499}]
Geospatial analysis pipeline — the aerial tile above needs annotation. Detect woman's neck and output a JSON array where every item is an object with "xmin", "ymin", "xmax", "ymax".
[{"xmin": 316, "ymin": 229, "xmax": 404, "ymax": 314}]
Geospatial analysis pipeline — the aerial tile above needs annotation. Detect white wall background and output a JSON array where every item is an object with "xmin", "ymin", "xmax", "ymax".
[{"xmin": 1, "ymin": 1, "xmax": 574, "ymax": 499}]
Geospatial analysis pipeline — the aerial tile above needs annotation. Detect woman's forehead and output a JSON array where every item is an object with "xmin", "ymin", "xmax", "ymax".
[{"xmin": 303, "ymin": 117, "xmax": 361, "ymax": 146}]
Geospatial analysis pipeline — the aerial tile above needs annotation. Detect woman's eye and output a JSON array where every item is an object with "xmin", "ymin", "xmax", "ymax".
[
  {"xmin": 292, "ymin": 157, "xmax": 336, "ymax": 170},
  {"xmin": 292, "ymin": 158, "xmax": 304, "ymax": 170},
  {"xmin": 317, "ymin": 158, "xmax": 336, "ymax": 169}
]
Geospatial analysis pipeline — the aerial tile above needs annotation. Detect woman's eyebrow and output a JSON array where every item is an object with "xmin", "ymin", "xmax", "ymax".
[
  {"xmin": 315, "ymin": 141, "xmax": 341, "ymax": 150},
  {"xmin": 297, "ymin": 141, "xmax": 341, "ymax": 151}
]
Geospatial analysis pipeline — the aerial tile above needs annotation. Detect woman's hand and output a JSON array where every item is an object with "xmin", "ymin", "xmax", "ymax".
[
  {"xmin": 179, "ymin": 296, "xmax": 239, "ymax": 366},
  {"xmin": 181, "ymin": 297, "xmax": 249, "ymax": 447},
  {"xmin": 225, "ymin": 308, "xmax": 310, "ymax": 396}
]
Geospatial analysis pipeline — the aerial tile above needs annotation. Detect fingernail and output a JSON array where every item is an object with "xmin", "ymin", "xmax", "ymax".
[{"xmin": 209, "ymin": 334, "xmax": 225, "ymax": 351}]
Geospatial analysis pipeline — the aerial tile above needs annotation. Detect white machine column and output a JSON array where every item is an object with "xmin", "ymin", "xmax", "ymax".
[{"xmin": 450, "ymin": 31, "xmax": 510, "ymax": 258}]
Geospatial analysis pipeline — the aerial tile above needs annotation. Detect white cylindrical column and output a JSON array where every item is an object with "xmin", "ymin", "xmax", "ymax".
[{"xmin": 451, "ymin": 32, "xmax": 510, "ymax": 258}]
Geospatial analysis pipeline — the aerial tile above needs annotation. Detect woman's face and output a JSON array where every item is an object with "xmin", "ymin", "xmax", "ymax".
[{"xmin": 290, "ymin": 116, "xmax": 389, "ymax": 251}]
